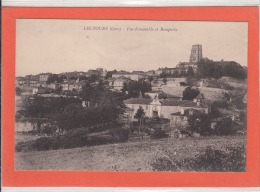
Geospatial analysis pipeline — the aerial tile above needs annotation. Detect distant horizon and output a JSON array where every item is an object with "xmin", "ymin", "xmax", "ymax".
[{"xmin": 16, "ymin": 20, "xmax": 248, "ymax": 76}]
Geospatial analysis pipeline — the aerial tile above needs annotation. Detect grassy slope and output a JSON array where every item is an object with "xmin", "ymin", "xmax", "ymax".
[{"xmin": 15, "ymin": 135, "xmax": 246, "ymax": 171}]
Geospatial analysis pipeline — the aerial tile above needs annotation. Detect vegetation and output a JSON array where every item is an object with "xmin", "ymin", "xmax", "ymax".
[
  {"xmin": 214, "ymin": 117, "xmax": 234, "ymax": 136},
  {"xmin": 47, "ymin": 74, "xmax": 66, "ymax": 84},
  {"xmin": 151, "ymin": 145, "xmax": 246, "ymax": 172},
  {"xmin": 16, "ymin": 87, "xmax": 22, "ymax": 96},
  {"xmin": 196, "ymin": 58, "xmax": 247, "ymax": 80},
  {"xmin": 182, "ymin": 87, "xmax": 200, "ymax": 100},
  {"xmin": 16, "ymin": 127, "xmax": 129, "ymax": 152},
  {"xmin": 127, "ymin": 80, "xmax": 151, "ymax": 98},
  {"xmin": 187, "ymin": 112, "xmax": 211, "ymax": 135},
  {"xmin": 16, "ymin": 81, "xmax": 126, "ymax": 132}
]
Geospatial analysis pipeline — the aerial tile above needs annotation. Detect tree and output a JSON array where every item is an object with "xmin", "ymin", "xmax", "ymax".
[
  {"xmin": 15, "ymin": 87, "xmax": 22, "ymax": 96},
  {"xmin": 88, "ymin": 74, "xmax": 99, "ymax": 83},
  {"xmin": 163, "ymin": 78, "xmax": 167, "ymax": 85},
  {"xmin": 105, "ymin": 70, "xmax": 117, "ymax": 79},
  {"xmin": 122, "ymin": 82, "xmax": 128, "ymax": 93},
  {"xmin": 188, "ymin": 111, "xmax": 211, "ymax": 135},
  {"xmin": 134, "ymin": 106, "xmax": 145, "ymax": 134},
  {"xmin": 58, "ymin": 75, "xmax": 67, "ymax": 83},
  {"xmin": 212, "ymin": 65, "xmax": 223, "ymax": 79},
  {"xmin": 57, "ymin": 103, "xmax": 84, "ymax": 130},
  {"xmin": 79, "ymin": 76, "xmax": 88, "ymax": 81},
  {"xmin": 214, "ymin": 117, "xmax": 233, "ymax": 135},
  {"xmin": 186, "ymin": 67, "xmax": 195, "ymax": 76},
  {"xmin": 47, "ymin": 74, "xmax": 59, "ymax": 84},
  {"xmin": 182, "ymin": 87, "xmax": 200, "ymax": 100},
  {"xmin": 80, "ymin": 82, "xmax": 94, "ymax": 101},
  {"xmin": 127, "ymin": 80, "xmax": 151, "ymax": 98},
  {"xmin": 148, "ymin": 76, "xmax": 154, "ymax": 82}
]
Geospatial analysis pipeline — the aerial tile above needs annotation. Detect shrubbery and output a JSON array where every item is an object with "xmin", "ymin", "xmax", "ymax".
[
  {"xmin": 214, "ymin": 117, "xmax": 234, "ymax": 135},
  {"xmin": 151, "ymin": 145, "xmax": 246, "ymax": 172},
  {"xmin": 15, "ymin": 127, "xmax": 129, "ymax": 152},
  {"xmin": 150, "ymin": 128, "xmax": 169, "ymax": 139}
]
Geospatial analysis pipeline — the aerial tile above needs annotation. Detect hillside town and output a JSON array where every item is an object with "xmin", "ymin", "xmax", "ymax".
[{"xmin": 15, "ymin": 45, "xmax": 247, "ymax": 171}]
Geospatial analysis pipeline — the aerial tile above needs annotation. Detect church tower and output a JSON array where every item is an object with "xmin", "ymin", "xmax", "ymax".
[{"xmin": 189, "ymin": 44, "xmax": 202, "ymax": 63}]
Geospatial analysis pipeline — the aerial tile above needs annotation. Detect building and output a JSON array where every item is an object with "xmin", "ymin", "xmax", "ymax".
[
  {"xmin": 176, "ymin": 44, "xmax": 203, "ymax": 73},
  {"xmin": 39, "ymin": 73, "xmax": 52, "ymax": 82},
  {"xmin": 189, "ymin": 44, "xmax": 202, "ymax": 63},
  {"xmin": 112, "ymin": 72, "xmax": 142, "ymax": 81},
  {"xmin": 123, "ymin": 93, "xmax": 192, "ymax": 121},
  {"xmin": 112, "ymin": 77, "xmax": 132, "ymax": 91},
  {"xmin": 87, "ymin": 69, "xmax": 101, "ymax": 77}
]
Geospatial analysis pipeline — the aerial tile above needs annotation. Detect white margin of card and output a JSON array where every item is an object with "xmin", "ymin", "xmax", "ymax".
[{"xmin": 2, "ymin": 0, "xmax": 260, "ymax": 7}]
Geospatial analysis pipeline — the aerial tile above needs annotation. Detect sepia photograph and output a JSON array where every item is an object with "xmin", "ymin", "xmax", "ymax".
[{"xmin": 14, "ymin": 19, "xmax": 248, "ymax": 172}]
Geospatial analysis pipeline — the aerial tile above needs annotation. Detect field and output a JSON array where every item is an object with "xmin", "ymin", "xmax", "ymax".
[{"xmin": 15, "ymin": 135, "xmax": 246, "ymax": 171}]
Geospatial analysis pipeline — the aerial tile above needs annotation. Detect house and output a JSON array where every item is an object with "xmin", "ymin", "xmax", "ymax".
[
  {"xmin": 87, "ymin": 69, "xmax": 101, "ymax": 77},
  {"xmin": 112, "ymin": 72, "xmax": 144, "ymax": 81},
  {"xmin": 123, "ymin": 93, "xmax": 192, "ymax": 121},
  {"xmin": 39, "ymin": 73, "xmax": 52, "ymax": 82},
  {"xmin": 112, "ymin": 77, "xmax": 132, "ymax": 91},
  {"xmin": 155, "ymin": 68, "xmax": 163, "ymax": 75},
  {"xmin": 170, "ymin": 97, "xmax": 210, "ymax": 129}
]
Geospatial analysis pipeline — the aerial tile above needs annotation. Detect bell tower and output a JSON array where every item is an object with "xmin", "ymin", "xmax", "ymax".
[{"xmin": 189, "ymin": 44, "xmax": 202, "ymax": 63}]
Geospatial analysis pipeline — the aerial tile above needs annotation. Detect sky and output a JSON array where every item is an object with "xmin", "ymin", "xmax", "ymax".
[{"xmin": 16, "ymin": 19, "xmax": 248, "ymax": 76}]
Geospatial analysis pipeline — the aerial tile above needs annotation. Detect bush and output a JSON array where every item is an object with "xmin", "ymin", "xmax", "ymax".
[
  {"xmin": 184, "ymin": 146, "xmax": 246, "ymax": 172},
  {"xmin": 150, "ymin": 128, "xmax": 169, "ymax": 139},
  {"xmin": 214, "ymin": 117, "xmax": 234, "ymax": 135},
  {"xmin": 109, "ymin": 128, "xmax": 129, "ymax": 142},
  {"xmin": 212, "ymin": 101, "xmax": 230, "ymax": 109},
  {"xmin": 15, "ymin": 127, "xmax": 130, "ymax": 152},
  {"xmin": 32, "ymin": 137, "xmax": 55, "ymax": 151},
  {"xmin": 151, "ymin": 157, "xmax": 179, "ymax": 171},
  {"xmin": 151, "ymin": 145, "xmax": 246, "ymax": 172}
]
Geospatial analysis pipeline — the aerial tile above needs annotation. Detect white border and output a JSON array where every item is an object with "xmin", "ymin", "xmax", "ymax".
[{"xmin": 2, "ymin": 0, "xmax": 260, "ymax": 7}]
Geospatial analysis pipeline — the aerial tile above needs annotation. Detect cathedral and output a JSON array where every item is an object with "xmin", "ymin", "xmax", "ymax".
[{"xmin": 176, "ymin": 44, "xmax": 203, "ymax": 73}]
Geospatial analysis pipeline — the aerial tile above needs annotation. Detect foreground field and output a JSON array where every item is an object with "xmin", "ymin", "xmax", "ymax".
[{"xmin": 15, "ymin": 135, "xmax": 246, "ymax": 171}]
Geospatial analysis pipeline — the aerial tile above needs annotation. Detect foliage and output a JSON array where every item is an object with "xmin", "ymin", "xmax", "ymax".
[
  {"xmin": 88, "ymin": 74, "xmax": 99, "ymax": 83},
  {"xmin": 127, "ymin": 80, "xmax": 151, "ymax": 98},
  {"xmin": 150, "ymin": 128, "xmax": 169, "ymax": 139},
  {"xmin": 47, "ymin": 74, "xmax": 66, "ymax": 84},
  {"xmin": 148, "ymin": 76, "xmax": 154, "ymax": 82},
  {"xmin": 212, "ymin": 101, "xmax": 230, "ymax": 109},
  {"xmin": 105, "ymin": 70, "xmax": 117, "ymax": 79},
  {"xmin": 239, "ymin": 111, "xmax": 247, "ymax": 124},
  {"xmin": 214, "ymin": 117, "xmax": 234, "ymax": 135},
  {"xmin": 151, "ymin": 157, "xmax": 179, "ymax": 171},
  {"xmin": 15, "ymin": 127, "xmax": 129, "ymax": 152},
  {"xmin": 209, "ymin": 106, "xmax": 222, "ymax": 119},
  {"xmin": 188, "ymin": 112, "xmax": 211, "ymax": 135},
  {"xmin": 134, "ymin": 106, "xmax": 145, "ymax": 120},
  {"xmin": 182, "ymin": 87, "xmax": 200, "ymax": 100},
  {"xmin": 16, "ymin": 87, "xmax": 22, "ymax": 96},
  {"xmin": 186, "ymin": 67, "xmax": 195, "ymax": 76},
  {"xmin": 184, "ymin": 146, "xmax": 246, "ymax": 172},
  {"xmin": 151, "ymin": 145, "xmax": 246, "ymax": 172},
  {"xmin": 163, "ymin": 78, "xmax": 167, "ymax": 84},
  {"xmin": 196, "ymin": 58, "xmax": 247, "ymax": 80}
]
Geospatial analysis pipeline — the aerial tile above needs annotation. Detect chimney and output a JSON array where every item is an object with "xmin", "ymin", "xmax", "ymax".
[{"xmin": 181, "ymin": 108, "xmax": 184, "ymax": 115}]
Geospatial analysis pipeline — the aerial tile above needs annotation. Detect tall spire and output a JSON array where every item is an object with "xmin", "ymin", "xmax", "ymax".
[{"xmin": 138, "ymin": 91, "xmax": 143, "ymax": 98}]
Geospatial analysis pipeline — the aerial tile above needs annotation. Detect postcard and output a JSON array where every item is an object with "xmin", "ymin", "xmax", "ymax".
[{"xmin": 2, "ymin": 7, "xmax": 259, "ymax": 189}]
